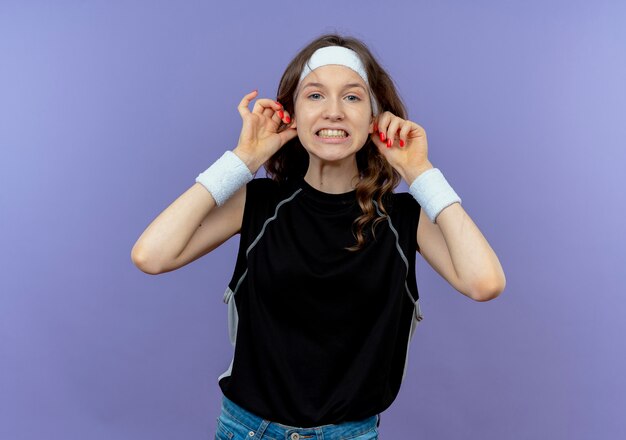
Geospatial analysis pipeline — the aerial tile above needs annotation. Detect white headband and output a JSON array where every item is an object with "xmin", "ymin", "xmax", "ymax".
[{"xmin": 298, "ymin": 46, "xmax": 379, "ymax": 116}]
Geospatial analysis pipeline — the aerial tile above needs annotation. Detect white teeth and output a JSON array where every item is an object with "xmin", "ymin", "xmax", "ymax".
[{"xmin": 317, "ymin": 129, "xmax": 348, "ymax": 138}]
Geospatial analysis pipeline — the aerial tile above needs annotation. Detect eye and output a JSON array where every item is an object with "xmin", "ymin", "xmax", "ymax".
[
  {"xmin": 308, "ymin": 93, "xmax": 322, "ymax": 100},
  {"xmin": 346, "ymin": 95, "xmax": 361, "ymax": 102}
]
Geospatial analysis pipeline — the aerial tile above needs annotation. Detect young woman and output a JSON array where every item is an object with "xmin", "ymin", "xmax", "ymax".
[{"xmin": 132, "ymin": 33, "xmax": 505, "ymax": 440}]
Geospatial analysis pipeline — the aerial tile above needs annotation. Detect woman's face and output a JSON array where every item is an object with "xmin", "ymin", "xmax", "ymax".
[{"xmin": 292, "ymin": 64, "xmax": 375, "ymax": 164}]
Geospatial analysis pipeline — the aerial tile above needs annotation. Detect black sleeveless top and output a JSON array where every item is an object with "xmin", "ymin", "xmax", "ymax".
[{"xmin": 217, "ymin": 176, "xmax": 424, "ymax": 427}]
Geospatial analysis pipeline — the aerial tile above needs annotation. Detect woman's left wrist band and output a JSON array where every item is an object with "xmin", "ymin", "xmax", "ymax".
[
  {"xmin": 195, "ymin": 150, "xmax": 253, "ymax": 206},
  {"xmin": 409, "ymin": 168, "xmax": 462, "ymax": 223}
]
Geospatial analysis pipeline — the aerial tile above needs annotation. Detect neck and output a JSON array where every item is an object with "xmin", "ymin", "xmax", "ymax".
[{"xmin": 304, "ymin": 156, "xmax": 360, "ymax": 194}]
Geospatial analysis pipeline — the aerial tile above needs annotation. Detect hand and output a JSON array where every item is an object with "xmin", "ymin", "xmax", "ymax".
[
  {"xmin": 233, "ymin": 90, "xmax": 298, "ymax": 173},
  {"xmin": 370, "ymin": 111, "xmax": 433, "ymax": 182}
]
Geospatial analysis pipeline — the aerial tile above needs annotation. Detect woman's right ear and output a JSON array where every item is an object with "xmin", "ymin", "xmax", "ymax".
[{"xmin": 290, "ymin": 116, "xmax": 297, "ymax": 129}]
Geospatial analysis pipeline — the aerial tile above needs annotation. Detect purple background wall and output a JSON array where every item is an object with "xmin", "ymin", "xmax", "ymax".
[{"xmin": 1, "ymin": 0, "xmax": 625, "ymax": 439}]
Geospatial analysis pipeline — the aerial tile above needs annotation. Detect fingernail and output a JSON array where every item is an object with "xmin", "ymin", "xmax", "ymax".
[
  {"xmin": 387, "ymin": 138, "xmax": 392, "ymax": 148},
  {"xmin": 276, "ymin": 101, "xmax": 282, "ymax": 107},
  {"xmin": 285, "ymin": 115, "xmax": 291, "ymax": 123},
  {"xmin": 400, "ymin": 140, "xmax": 405, "ymax": 147},
  {"xmin": 379, "ymin": 132, "xmax": 385, "ymax": 142},
  {"xmin": 278, "ymin": 110, "xmax": 284, "ymax": 119}
]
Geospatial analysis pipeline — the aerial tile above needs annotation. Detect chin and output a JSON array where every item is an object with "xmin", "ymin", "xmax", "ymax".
[
  {"xmin": 305, "ymin": 148, "xmax": 358, "ymax": 164},
  {"xmin": 303, "ymin": 141, "xmax": 365, "ymax": 162}
]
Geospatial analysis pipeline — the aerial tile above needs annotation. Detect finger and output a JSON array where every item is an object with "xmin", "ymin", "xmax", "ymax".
[
  {"xmin": 378, "ymin": 112, "xmax": 396, "ymax": 145},
  {"xmin": 376, "ymin": 112, "xmax": 391, "ymax": 143},
  {"xmin": 398, "ymin": 123, "xmax": 412, "ymax": 148},
  {"xmin": 263, "ymin": 105, "xmax": 290, "ymax": 125},
  {"xmin": 252, "ymin": 98, "xmax": 283, "ymax": 116},
  {"xmin": 237, "ymin": 90, "xmax": 258, "ymax": 118},
  {"xmin": 282, "ymin": 110, "xmax": 291, "ymax": 124},
  {"xmin": 270, "ymin": 108, "xmax": 283, "ymax": 125},
  {"xmin": 372, "ymin": 132, "xmax": 390, "ymax": 155},
  {"xmin": 273, "ymin": 108, "xmax": 291, "ymax": 124},
  {"xmin": 385, "ymin": 118, "xmax": 403, "ymax": 148},
  {"xmin": 262, "ymin": 107, "xmax": 275, "ymax": 120}
]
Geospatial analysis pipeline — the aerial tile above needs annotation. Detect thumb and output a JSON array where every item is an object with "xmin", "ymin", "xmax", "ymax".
[{"xmin": 278, "ymin": 126, "xmax": 298, "ymax": 145}]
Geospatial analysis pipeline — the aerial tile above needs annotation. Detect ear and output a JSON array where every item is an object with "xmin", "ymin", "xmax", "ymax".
[
  {"xmin": 290, "ymin": 115, "xmax": 297, "ymax": 129},
  {"xmin": 369, "ymin": 115, "xmax": 376, "ymax": 133}
]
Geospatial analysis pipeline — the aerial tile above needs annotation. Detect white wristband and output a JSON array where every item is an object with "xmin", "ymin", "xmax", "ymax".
[
  {"xmin": 195, "ymin": 150, "xmax": 253, "ymax": 206},
  {"xmin": 409, "ymin": 168, "xmax": 462, "ymax": 223}
]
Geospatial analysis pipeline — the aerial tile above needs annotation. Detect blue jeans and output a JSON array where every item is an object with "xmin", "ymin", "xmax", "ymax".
[{"xmin": 215, "ymin": 394, "xmax": 380, "ymax": 440}]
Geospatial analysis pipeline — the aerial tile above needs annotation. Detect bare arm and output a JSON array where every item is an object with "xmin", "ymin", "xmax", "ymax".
[
  {"xmin": 130, "ymin": 90, "xmax": 297, "ymax": 275},
  {"xmin": 371, "ymin": 113, "xmax": 505, "ymax": 302},
  {"xmin": 130, "ymin": 171, "xmax": 247, "ymax": 275},
  {"xmin": 416, "ymin": 198, "xmax": 506, "ymax": 302}
]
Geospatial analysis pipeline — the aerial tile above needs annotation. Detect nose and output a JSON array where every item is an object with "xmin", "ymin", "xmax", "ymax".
[{"xmin": 322, "ymin": 98, "xmax": 345, "ymax": 121}]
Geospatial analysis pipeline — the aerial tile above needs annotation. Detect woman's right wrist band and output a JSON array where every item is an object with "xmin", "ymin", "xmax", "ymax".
[
  {"xmin": 195, "ymin": 150, "xmax": 253, "ymax": 206},
  {"xmin": 408, "ymin": 168, "xmax": 462, "ymax": 223}
]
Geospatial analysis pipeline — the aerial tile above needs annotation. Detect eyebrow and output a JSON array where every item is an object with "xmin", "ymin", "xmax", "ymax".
[{"xmin": 301, "ymin": 82, "xmax": 367, "ymax": 93}]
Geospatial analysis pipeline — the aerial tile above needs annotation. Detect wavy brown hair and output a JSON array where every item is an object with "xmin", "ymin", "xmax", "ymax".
[{"xmin": 265, "ymin": 33, "xmax": 408, "ymax": 251}]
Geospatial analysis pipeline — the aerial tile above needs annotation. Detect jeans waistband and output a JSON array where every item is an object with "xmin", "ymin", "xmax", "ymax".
[{"xmin": 219, "ymin": 394, "xmax": 380, "ymax": 439}]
